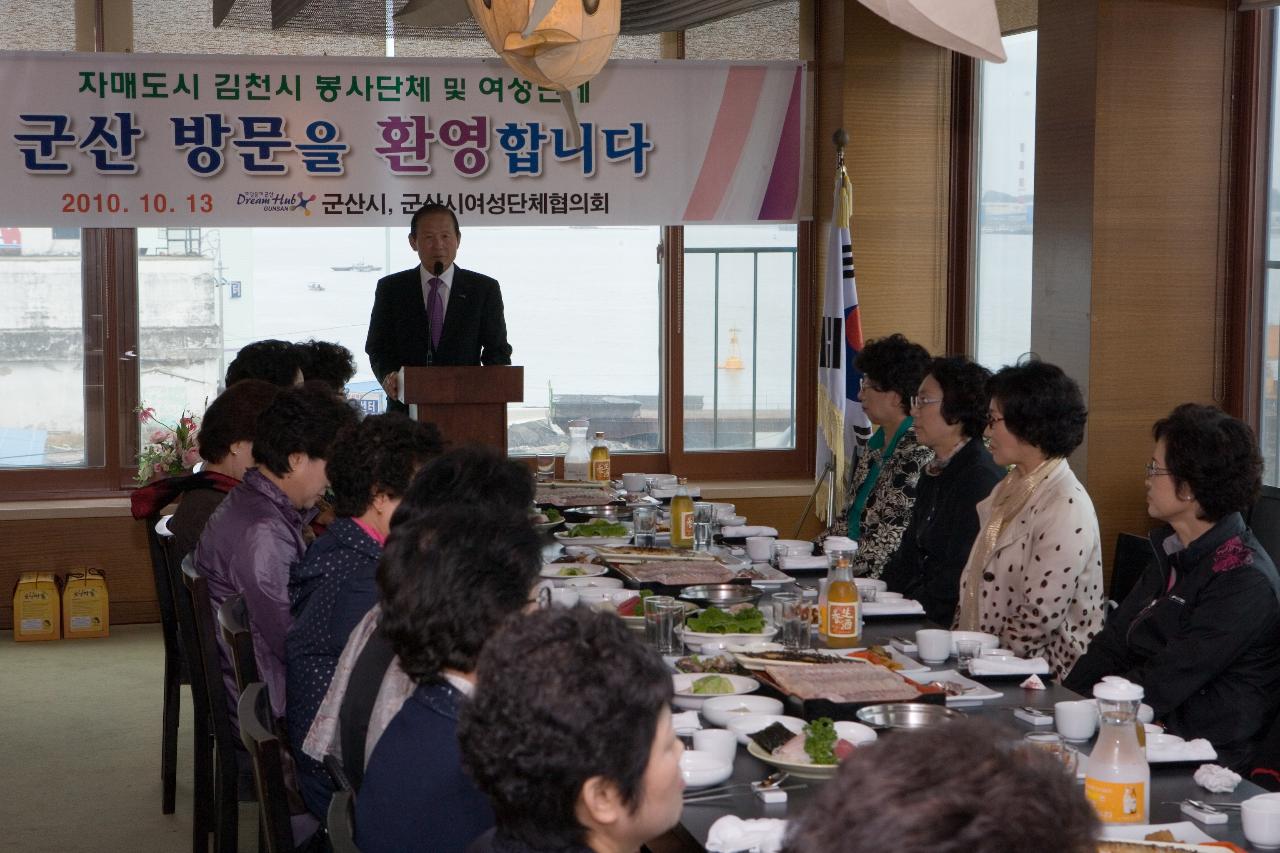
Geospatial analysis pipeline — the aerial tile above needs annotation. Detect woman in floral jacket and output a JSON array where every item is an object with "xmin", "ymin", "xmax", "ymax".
[
  {"xmin": 1065, "ymin": 404, "xmax": 1280, "ymax": 770},
  {"xmin": 825, "ymin": 334, "xmax": 933, "ymax": 578}
]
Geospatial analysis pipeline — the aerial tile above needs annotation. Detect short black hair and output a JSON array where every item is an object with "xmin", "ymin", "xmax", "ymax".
[
  {"xmin": 325, "ymin": 414, "xmax": 443, "ymax": 518},
  {"xmin": 377, "ymin": 505, "xmax": 541, "ymax": 683},
  {"xmin": 392, "ymin": 445, "xmax": 534, "ymax": 527},
  {"xmin": 225, "ymin": 339, "xmax": 304, "ymax": 388},
  {"xmin": 250, "ymin": 381, "xmax": 360, "ymax": 477},
  {"xmin": 459, "ymin": 607, "xmax": 674, "ymax": 849},
  {"xmin": 856, "ymin": 333, "xmax": 931, "ymax": 416},
  {"xmin": 297, "ymin": 339, "xmax": 356, "ymax": 393},
  {"xmin": 782, "ymin": 720, "xmax": 1098, "ymax": 853},
  {"xmin": 197, "ymin": 379, "xmax": 281, "ymax": 464},
  {"xmin": 928, "ymin": 356, "xmax": 993, "ymax": 440},
  {"xmin": 409, "ymin": 202, "xmax": 460, "ymax": 238},
  {"xmin": 986, "ymin": 360, "xmax": 1087, "ymax": 458},
  {"xmin": 1153, "ymin": 403, "xmax": 1263, "ymax": 522}
]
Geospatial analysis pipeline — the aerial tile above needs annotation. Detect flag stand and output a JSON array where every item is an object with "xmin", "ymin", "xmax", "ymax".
[{"xmin": 792, "ymin": 459, "xmax": 835, "ymax": 540}]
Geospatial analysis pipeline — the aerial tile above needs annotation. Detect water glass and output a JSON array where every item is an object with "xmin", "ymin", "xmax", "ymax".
[
  {"xmin": 652, "ymin": 599, "xmax": 686, "ymax": 655},
  {"xmin": 535, "ymin": 453, "xmax": 555, "ymax": 483},
  {"xmin": 955, "ymin": 638, "xmax": 982, "ymax": 668},
  {"xmin": 1021, "ymin": 731, "xmax": 1079, "ymax": 776},
  {"xmin": 773, "ymin": 592, "xmax": 810, "ymax": 651},
  {"xmin": 633, "ymin": 506, "xmax": 658, "ymax": 548},
  {"xmin": 643, "ymin": 595, "xmax": 674, "ymax": 646},
  {"xmin": 692, "ymin": 502, "xmax": 715, "ymax": 551}
]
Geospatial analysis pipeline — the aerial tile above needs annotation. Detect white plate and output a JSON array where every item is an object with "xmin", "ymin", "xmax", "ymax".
[
  {"xmin": 678, "ymin": 625, "xmax": 779, "ymax": 653},
  {"xmin": 1098, "ymin": 822, "xmax": 1215, "ymax": 845},
  {"xmin": 553, "ymin": 531, "xmax": 633, "ymax": 547},
  {"xmin": 671, "ymin": 673, "xmax": 759, "ymax": 710},
  {"xmin": 726, "ymin": 714, "xmax": 806, "ymax": 745},
  {"xmin": 819, "ymin": 646, "xmax": 931, "ymax": 676},
  {"xmin": 558, "ymin": 576, "xmax": 623, "ymax": 588},
  {"xmin": 744, "ymin": 722, "xmax": 876, "ymax": 779},
  {"xmin": 540, "ymin": 563, "xmax": 608, "ymax": 579},
  {"xmin": 862, "ymin": 599, "xmax": 926, "ymax": 617},
  {"xmin": 910, "ymin": 669, "xmax": 1002, "ymax": 705}
]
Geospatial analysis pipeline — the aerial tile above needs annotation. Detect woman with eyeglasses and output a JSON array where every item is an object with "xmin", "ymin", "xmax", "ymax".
[
  {"xmin": 1064, "ymin": 404, "xmax": 1280, "ymax": 770},
  {"xmin": 824, "ymin": 333, "xmax": 934, "ymax": 578},
  {"xmin": 880, "ymin": 357, "xmax": 1005, "ymax": 625},
  {"xmin": 954, "ymin": 359, "xmax": 1103, "ymax": 678}
]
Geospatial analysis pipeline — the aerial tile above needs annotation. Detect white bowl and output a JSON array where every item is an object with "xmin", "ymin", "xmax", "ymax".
[
  {"xmin": 949, "ymin": 631, "xmax": 999, "ymax": 655},
  {"xmin": 834, "ymin": 720, "xmax": 878, "ymax": 747},
  {"xmin": 723, "ymin": 515, "xmax": 749, "ymax": 527},
  {"xmin": 725, "ymin": 714, "xmax": 806, "ymax": 745},
  {"xmin": 724, "ymin": 640, "xmax": 785, "ymax": 654},
  {"xmin": 853, "ymin": 578, "xmax": 888, "ymax": 593},
  {"xmin": 1243, "ymin": 793, "xmax": 1280, "ymax": 848},
  {"xmin": 559, "ymin": 576, "xmax": 623, "ymax": 589},
  {"xmin": 671, "ymin": 673, "xmax": 760, "ymax": 711},
  {"xmin": 679, "ymin": 625, "xmax": 779, "ymax": 653},
  {"xmin": 772, "ymin": 539, "xmax": 812, "ymax": 557},
  {"xmin": 680, "ymin": 750, "xmax": 734, "ymax": 789},
  {"xmin": 700, "ymin": 694, "xmax": 784, "ymax": 728},
  {"xmin": 576, "ymin": 588, "xmax": 636, "ymax": 612}
]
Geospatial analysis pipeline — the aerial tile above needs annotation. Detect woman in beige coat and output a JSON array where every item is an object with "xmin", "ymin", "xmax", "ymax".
[{"xmin": 955, "ymin": 360, "xmax": 1104, "ymax": 678}]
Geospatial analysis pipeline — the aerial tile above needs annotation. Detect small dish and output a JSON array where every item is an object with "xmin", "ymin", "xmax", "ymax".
[
  {"xmin": 539, "ymin": 563, "xmax": 608, "ymax": 579},
  {"xmin": 558, "ymin": 576, "xmax": 623, "ymax": 589},
  {"xmin": 671, "ymin": 673, "xmax": 760, "ymax": 711},
  {"xmin": 680, "ymin": 750, "xmax": 733, "ymax": 789},
  {"xmin": 700, "ymin": 694, "xmax": 783, "ymax": 728}
]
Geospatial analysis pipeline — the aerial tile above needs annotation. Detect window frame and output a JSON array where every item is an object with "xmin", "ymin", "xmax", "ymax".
[{"xmin": 0, "ymin": 221, "xmax": 816, "ymax": 499}]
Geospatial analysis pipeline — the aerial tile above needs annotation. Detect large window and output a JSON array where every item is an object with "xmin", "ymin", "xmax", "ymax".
[
  {"xmin": 1261, "ymin": 17, "xmax": 1280, "ymax": 484},
  {"xmin": 972, "ymin": 30, "xmax": 1037, "ymax": 372}
]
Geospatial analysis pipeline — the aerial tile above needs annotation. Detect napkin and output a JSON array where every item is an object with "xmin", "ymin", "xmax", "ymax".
[
  {"xmin": 1020, "ymin": 674, "xmax": 1047, "ymax": 690},
  {"xmin": 721, "ymin": 526, "xmax": 779, "ymax": 538},
  {"xmin": 705, "ymin": 816, "xmax": 788, "ymax": 853},
  {"xmin": 651, "ymin": 486, "xmax": 702, "ymax": 499},
  {"xmin": 1194, "ymin": 763, "xmax": 1242, "ymax": 793},
  {"xmin": 778, "ymin": 555, "xmax": 828, "ymax": 570},
  {"xmin": 672, "ymin": 711, "xmax": 702, "ymax": 735},
  {"xmin": 967, "ymin": 655, "xmax": 1051, "ymax": 676},
  {"xmin": 1147, "ymin": 738, "xmax": 1217, "ymax": 763},
  {"xmin": 861, "ymin": 600, "xmax": 926, "ymax": 617}
]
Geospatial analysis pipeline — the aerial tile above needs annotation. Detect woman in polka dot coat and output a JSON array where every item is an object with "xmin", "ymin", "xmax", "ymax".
[{"xmin": 955, "ymin": 361, "xmax": 1104, "ymax": 679}]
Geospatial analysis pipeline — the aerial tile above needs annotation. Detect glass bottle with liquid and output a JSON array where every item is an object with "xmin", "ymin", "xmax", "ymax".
[
  {"xmin": 669, "ymin": 478, "xmax": 694, "ymax": 549},
  {"xmin": 823, "ymin": 540, "xmax": 861, "ymax": 648},
  {"xmin": 563, "ymin": 420, "xmax": 591, "ymax": 481},
  {"xmin": 1085, "ymin": 678, "xmax": 1149, "ymax": 824},
  {"xmin": 589, "ymin": 432, "xmax": 611, "ymax": 482}
]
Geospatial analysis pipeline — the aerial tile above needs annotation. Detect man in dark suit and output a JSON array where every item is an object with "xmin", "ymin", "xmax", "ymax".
[{"xmin": 365, "ymin": 203, "xmax": 512, "ymax": 410}]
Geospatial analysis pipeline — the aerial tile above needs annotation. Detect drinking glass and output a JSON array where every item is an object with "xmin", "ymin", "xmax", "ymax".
[
  {"xmin": 642, "ymin": 594, "xmax": 674, "ymax": 646},
  {"xmin": 693, "ymin": 502, "xmax": 715, "ymax": 551},
  {"xmin": 773, "ymin": 592, "xmax": 810, "ymax": 651},
  {"xmin": 652, "ymin": 599, "xmax": 686, "ymax": 655},
  {"xmin": 955, "ymin": 638, "xmax": 982, "ymax": 668},
  {"xmin": 535, "ymin": 453, "xmax": 555, "ymax": 483},
  {"xmin": 632, "ymin": 506, "xmax": 658, "ymax": 548},
  {"xmin": 1022, "ymin": 731, "xmax": 1079, "ymax": 776}
]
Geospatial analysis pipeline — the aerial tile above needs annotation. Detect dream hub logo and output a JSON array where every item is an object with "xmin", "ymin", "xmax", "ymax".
[{"xmin": 235, "ymin": 191, "xmax": 318, "ymax": 215}]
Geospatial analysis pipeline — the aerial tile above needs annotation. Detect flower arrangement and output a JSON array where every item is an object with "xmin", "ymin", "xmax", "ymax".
[{"xmin": 135, "ymin": 405, "xmax": 201, "ymax": 485}]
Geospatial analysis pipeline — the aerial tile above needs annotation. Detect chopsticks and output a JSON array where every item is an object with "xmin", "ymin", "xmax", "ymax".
[{"xmin": 682, "ymin": 784, "xmax": 808, "ymax": 805}]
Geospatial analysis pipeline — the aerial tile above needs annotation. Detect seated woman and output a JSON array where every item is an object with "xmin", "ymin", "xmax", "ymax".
[
  {"xmin": 881, "ymin": 357, "xmax": 1004, "ymax": 625},
  {"xmin": 824, "ymin": 333, "xmax": 933, "ymax": 578},
  {"xmin": 354, "ymin": 505, "xmax": 543, "ymax": 853},
  {"xmin": 1065, "ymin": 404, "xmax": 1280, "ymax": 770},
  {"xmin": 459, "ymin": 607, "xmax": 683, "ymax": 853},
  {"xmin": 954, "ymin": 360, "xmax": 1104, "ymax": 678},
  {"xmin": 782, "ymin": 720, "xmax": 1097, "ymax": 853},
  {"xmin": 285, "ymin": 412, "xmax": 441, "ymax": 818},
  {"xmin": 129, "ymin": 378, "xmax": 281, "ymax": 558}
]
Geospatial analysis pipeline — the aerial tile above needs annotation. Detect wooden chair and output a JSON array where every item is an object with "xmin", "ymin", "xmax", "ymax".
[
  {"xmin": 327, "ymin": 789, "xmax": 360, "ymax": 853},
  {"xmin": 180, "ymin": 555, "xmax": 242, "ymax": 853},
  {"xmin": 218, "ymin": 593, "xmax": 261, "ymax": 697},
  {"xmin": 143, "ymin": 513, "xmax": 187, "ymax": 815},
  {"xmin": 238, "ymin": 681, "xmax": 297, "ymax": 853}
]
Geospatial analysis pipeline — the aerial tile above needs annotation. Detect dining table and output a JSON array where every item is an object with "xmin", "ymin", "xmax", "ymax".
[{"xmin": 654, "ymin": 597, "xmax": 1269, "ymax": 852}]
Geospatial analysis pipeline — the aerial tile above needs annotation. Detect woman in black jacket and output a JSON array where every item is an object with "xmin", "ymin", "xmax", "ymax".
[
  {"xmin": 881, "ymin": 356, "xmax": 1004, "ymax": 625},
  {"xmin": 1064, "ymin": 404, "xmax": 1280, "ymax": 770}
]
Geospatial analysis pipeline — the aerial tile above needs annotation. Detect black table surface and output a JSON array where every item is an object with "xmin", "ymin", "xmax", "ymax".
[{"xmin": 666, "ymin": 611, "xmax": 1265, "ymax": 851}]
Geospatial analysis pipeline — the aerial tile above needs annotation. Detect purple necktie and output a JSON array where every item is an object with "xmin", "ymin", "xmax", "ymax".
[{"xmin": 426, "ymin": 276, "xmax": 444, "ymax": 351}]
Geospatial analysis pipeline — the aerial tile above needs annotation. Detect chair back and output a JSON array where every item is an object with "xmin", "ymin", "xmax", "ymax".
[
  {"xmin": 1109, "ymin": 532, "xmax": 1154, "ymax": 610},
  {"xmin": 1249, "ymin": 485, "xmax": 1280, "ymax": 568},
  {"xmin": 218, "ymin": 594, "xmax": 260, "ymax": 696},
  {"xmin": 237, "ymin": 682, "xmax": 297, "ymax": 853},
  {"xmin": 327, "ymin": 789, "xmax": 361, "ymax": 853},
  {"xmin": 145, "ymin": 514, "xmax": 185, "ymax": 669}
]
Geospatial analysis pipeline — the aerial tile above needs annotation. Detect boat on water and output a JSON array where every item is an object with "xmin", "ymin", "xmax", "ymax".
[
  {"xmin": 331, "ymin": 261, "xmax": 381, "ymax": 272},
  {"xmin": 307, "ymin": 282, "xmax": 325, "ymax": 292}
]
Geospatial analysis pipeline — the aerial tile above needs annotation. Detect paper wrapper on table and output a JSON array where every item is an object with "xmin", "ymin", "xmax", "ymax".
[
  {"xmin": 62, "ymin": 568, "xmax": 109, "ymax": 639},
  {"xmin": 967, "ymin": 655, "xmax": 1051, "ymax": 676},
  {"xmin": 760, "ymin": 662, "xmax": 945, "ymax": 722},
  {"xmin": 12, "ymin": 571, "xmax": 61, "ymax": 642},
  {"xmin": 705, "ymin": 816, "xmax": 787, "ymax": 853}
]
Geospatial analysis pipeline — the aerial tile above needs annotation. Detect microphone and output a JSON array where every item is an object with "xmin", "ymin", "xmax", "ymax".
[{"xmin": 433, "ymin": 261, "xmax": 444, "ymax": 276}]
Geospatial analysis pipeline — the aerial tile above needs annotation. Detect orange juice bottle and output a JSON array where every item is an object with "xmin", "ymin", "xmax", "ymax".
[
  {"xmin": 824, "ymin": 548, "xmax": 861, "ymax": 648},
  {"xmin": 669, "ymin": 478, "xmax": 694, "ymax": 549}
]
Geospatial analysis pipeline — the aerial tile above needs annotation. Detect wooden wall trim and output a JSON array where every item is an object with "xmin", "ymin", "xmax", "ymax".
[{"xmin": 947, "ymin": 53, "xmax": 978, "ymax": 357}]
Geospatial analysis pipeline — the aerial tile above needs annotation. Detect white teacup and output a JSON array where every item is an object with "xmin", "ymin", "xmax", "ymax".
[
  {"xmin": 745, "ymin": 536, "xmax": 776, "ymax": 562},
  {"xmin": 692, "ymin": 728, "xmax": 739, "ymax": 765},
  {"xmin": 549, "ymin": 587, "xmax": 579, "ymax": 608},
  {"xmin": 915, "ymin": 629, "xmax": 952, "ymax": 663},
  {"xmin": 1243, "ymin": 794, "xmax": 1280, "ymax": 849},
  {"xmin": 621, "ymin": 472, "xmax": 648, "ymax": 493},
  {"xmin": 1054, "ymin": 700, "xmax": 1099, "ymax": 742}
]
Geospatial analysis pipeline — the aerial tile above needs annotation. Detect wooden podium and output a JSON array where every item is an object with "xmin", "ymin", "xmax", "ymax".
[{"xmin": 399, "ymin": 365, "xmax": 523, "ymax": 453}]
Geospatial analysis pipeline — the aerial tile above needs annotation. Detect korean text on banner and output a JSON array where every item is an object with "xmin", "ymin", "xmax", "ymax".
[
  {"xmin": 0, "ymin": 53, "xmax": 810, "ymax": 227},
  {"xmin": 816, "ymin": 165, "xmax": 871, "ymax": 521}
]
